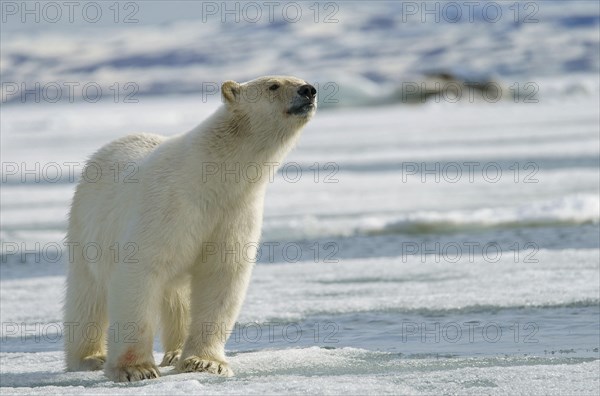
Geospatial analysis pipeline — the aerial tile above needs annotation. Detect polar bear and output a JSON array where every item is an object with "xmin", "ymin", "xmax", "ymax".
[{"xmin": 63, "ymin": 76, "xmax": 317, "ymax": 382}]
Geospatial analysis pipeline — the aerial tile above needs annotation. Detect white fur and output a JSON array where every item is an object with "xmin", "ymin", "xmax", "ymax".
[{"xmin": 63, "ymin": 76, "xmax": 316, "ymax": 382}]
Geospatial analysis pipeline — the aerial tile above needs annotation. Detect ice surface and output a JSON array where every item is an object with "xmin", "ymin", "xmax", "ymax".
[
  {"xmin": 2, "ymin": 96, "xmax": 599, "ymax": 245},
  {"xmin": 0, "ymin": 348, "xmax": 598, "ymax": 395}
]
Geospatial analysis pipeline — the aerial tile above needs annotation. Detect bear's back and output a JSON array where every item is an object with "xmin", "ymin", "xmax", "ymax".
[
  {"xmin": 92, "ymin": 133, "xmax": 166, "ymax": 167},
  {"xmin": 67, "ymin": 133, "xmax": 167, "ymax": 271}
]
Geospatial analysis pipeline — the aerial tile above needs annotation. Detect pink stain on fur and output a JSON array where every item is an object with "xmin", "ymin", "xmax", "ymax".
[{"xmin": 119, "ymin": 348, "xmax": 137, "ymax": 365}]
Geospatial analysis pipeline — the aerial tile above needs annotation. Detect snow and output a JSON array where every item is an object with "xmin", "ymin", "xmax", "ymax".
[{"xmin": 1, "ymin": 349, "xmax": 598, "ymax": 395}]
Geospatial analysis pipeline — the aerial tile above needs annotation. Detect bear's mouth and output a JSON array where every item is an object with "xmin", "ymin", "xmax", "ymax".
[{"xmin": 287, "ymin": 102, "xmax": 315, "ymax": 116}]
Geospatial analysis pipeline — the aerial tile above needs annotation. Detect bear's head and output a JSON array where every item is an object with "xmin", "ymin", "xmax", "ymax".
[{"xmin": 221, "ymin": 76, "xmax": 317, "ymax": 131}]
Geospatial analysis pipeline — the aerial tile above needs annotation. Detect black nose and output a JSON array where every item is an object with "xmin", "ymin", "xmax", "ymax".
[{"xmin": 298, "ymin": 84, "xmax": 317, "ymax": 100}]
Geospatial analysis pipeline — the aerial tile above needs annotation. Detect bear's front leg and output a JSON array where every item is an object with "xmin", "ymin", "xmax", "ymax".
[
  {"xmin": 104, "ymin": 266, "xmax": 162, "ymax": 382},
  {"xmin": 177, "ymin": 255, "xmax": 254, "ymax": 377}
]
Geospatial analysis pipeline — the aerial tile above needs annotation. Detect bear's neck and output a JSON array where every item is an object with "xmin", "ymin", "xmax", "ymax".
[{"xmin": 186, "ymin": 106, "xmax": 303, "ymax": 185}]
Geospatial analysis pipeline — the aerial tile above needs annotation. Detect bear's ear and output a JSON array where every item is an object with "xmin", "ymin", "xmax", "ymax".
[{"xmin": 221, "ymin": 80, "xmax": 240, "ymax": 105}]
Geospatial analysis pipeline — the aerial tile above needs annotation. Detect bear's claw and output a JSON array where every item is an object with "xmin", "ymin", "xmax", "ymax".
[
  {"xmin": 160, "ymin": 350, "xmax": 181, "ymax": 367},
  {"xmin": 79, "ymin": 355, "xmax": 106, "ymax": 371},
  {"xmin": 106, "ymin": 363, "xmax": 160, "ymax": 382},
  {"xmin": 177, "ymin": 357, "xmax": 233, "ymax": 377}
]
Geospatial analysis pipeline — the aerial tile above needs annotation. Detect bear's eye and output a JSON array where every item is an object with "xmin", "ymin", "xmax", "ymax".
[{"xmin": 269, "ymin": 84, "xmax": 280, "ymax": 91}]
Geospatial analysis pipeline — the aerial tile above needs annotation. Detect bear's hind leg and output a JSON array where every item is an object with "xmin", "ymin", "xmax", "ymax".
[
  {"xmin": 64, "ymin": 261, "xmax": 107, "ymax": 371},
  {"xmin": 160, "ymin": 285, "xmax": 190, "ymax": 367}
]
